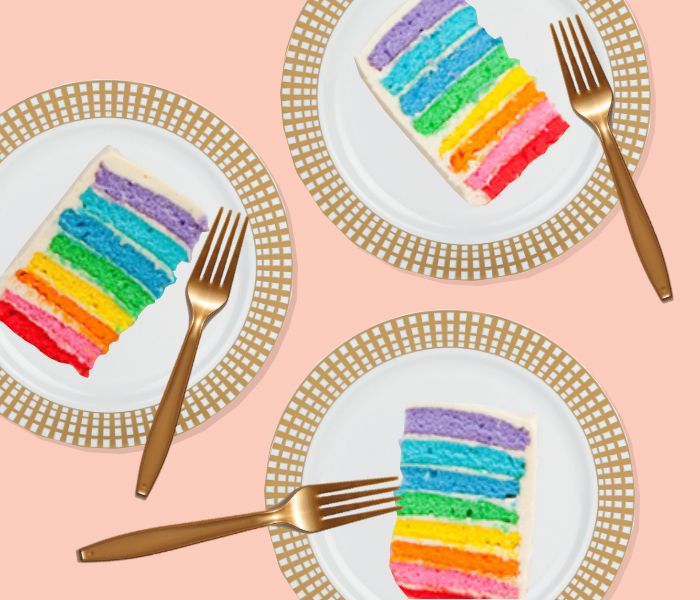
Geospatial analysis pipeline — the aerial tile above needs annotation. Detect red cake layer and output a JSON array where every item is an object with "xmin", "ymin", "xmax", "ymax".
[
  {"xmin": 399, "ymin": 584, "xmax": 479, "ymax": 598},
  {"xmin": 482, "ymin": 116, "xmax": 569, "ymax": 199},
  {"xmin": 0, "ymin": 300, "xmax": 89, "ymax": 376}
]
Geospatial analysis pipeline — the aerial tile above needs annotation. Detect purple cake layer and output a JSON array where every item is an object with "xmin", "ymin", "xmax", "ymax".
[
  {"xmin": 368, "ymin": 0, "xmax": 464, "ymax": 70},
  {"xmin": 405, "ymin": 407, "xmax": 530, "ymax": 451},
  {"xmin": 94, "ymin": 164, "xmax": 207, "ymax": 248}
]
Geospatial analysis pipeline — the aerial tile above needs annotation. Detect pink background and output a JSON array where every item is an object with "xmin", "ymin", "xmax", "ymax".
[{"xmin": 0, "ymin": 0, "xmax": 695, "ymax": 598}]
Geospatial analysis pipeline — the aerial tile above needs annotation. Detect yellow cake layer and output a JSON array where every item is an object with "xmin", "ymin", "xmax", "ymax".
[
  {"xmin": 439, "ymin": 66, "xmax": 532, "ymax": 156},
  {"xmin": 26, "ymin": 253, "xmax": 134, "ymax": 332},
  {"xmin": 394, "ymin": 518, "xmax": 521, "ymax": 560}
]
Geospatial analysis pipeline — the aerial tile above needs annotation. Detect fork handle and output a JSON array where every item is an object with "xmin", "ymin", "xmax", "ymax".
[
  {"xmin": 78, "ymin": 510, "xmax": 280, "ymax": 562},
  {"xmin": 597, "ymin": 121, "xmax": 672, "ymax": 301},
  {"xmin": 136, "ymin": 315, "xmax": 206, "ymax": 498}
]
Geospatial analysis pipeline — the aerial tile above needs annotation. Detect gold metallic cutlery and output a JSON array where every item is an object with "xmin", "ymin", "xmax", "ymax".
[
  {"xmin": 136, "ymin": 208, "xmax": 248, "ymax": 499},
  {"xmin": 551, "ymin": 16, "xmax": 672, "ymax": 302},
  {"xmin": 80, "ymin": 477, "xmax": 400, "ymax": 561}
]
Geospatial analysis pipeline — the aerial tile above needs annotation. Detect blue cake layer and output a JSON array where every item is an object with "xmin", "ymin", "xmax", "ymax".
[
  {"xmin": 400, "ymin": 465, "xmax": 520, "ymax": 499},
  {"xmin": 382, "ymin": 6, "xmax": 477, "ymax": 95},
  {"xmin": 80, "ymin": 188, "xmax": 189, "ymax": 270},
  {"xmin": 399, "ymin": 28, "xmax": 501, "ymax": 116},
  {"xmin": 58, "ymin": 209, "xmax": 172, "ymax": 297},
  {"xmin": 401, "ymin": 438, "xmax": 525, "ymax": 478}
]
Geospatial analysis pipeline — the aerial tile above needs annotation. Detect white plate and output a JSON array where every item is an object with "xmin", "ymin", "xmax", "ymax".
[
  {"xmin": 0, "ymin": 120, "xmax": 254, "ymax": 412},
  {"xmin": 0, "ymin": 82, "xmax": 293, "ymax": 448},
  {"xmin": 304, "ymin": 349, "xmax": 596, "ymax": 599},
  {"xmin": 320, "ymin": 0, "xmax": 607, "ymax": 244},
  {"xmin": 266, "ymin": 311, "xmax": 635, "ymax": 599},
  {"xmin": 282, "ymin": 0, "xmax": 651, "ymax": 279}
]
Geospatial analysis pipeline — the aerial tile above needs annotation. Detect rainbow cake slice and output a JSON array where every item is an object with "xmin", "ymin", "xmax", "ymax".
[
  {"xmin": 0, "ymin": 147, "xmax": 208, "ymax": 377},
  {"xmin": 391, "ymin": 405, "xmax": 536, "ymax": 598},
  {"xmin": 357, "ymin": 0, "xmax": 569, "ymax": 205}
]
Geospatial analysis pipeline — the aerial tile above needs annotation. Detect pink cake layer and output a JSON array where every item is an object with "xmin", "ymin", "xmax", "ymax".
[
  {"xmin": 466, "ymin": 99, "xmax": 558, "ymax": 189},
  {"xmin": 2, "ymin": 290, "xmax": 100, "ymax": 368},
  {"xmin": 391, "ymin": 561, "xmax": 519, "ymax": 598}
]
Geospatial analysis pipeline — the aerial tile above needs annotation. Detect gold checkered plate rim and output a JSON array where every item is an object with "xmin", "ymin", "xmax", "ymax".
[
  {"xmin": 0, "ymin": 81, "xmax": 293, "ymax": 449},
  {"xmin": 265, "ymin": 311, "xmax": 633, "ymax": 599},
  {"xmin": 281, "ymin": 0, "xmax": 650, "ymax": 280}
]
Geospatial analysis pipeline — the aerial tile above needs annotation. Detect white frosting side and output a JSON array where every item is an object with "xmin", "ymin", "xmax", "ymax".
[{"xmin": 517, "ymin": 414, "xmax": 536, "ymax": 595}]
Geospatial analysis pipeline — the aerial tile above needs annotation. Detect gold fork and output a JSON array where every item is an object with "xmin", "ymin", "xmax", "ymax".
[
  {"xmin": 136, "ymin": 208, "xmax": 249, "ymax": 499},
  {"xmin": 79, "ymin": 477, "xmax": 400, "ymax": 561},
  {"xmin": 551, "ymin": 16, "xmax": 672, "ymax": 302}
]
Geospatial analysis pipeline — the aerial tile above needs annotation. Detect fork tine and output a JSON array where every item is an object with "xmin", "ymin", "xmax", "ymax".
[
  {"xmin": 314, "ymin": 476, "xmax": 398, "ymax": 495},
  {"xmin": 321, "ymin": 495, "xmax": 399, "ymax": 517},
  {"xmin": 550, "ymin": 23, "xmax": 577, "ymax": 98},
  {"xmin": 558, "ymin": 21, "xmax": 586, "ymax": 92},
  {"xmin": 221, "ymin": 215, "xmax": 248, "ymax": 292},
  {"xmin": 201, "ymin": 210, "xmax": 231, "ymax": 283},
  {"xmin": 191, "ymin": 207, "xmax": 223, "ymax": 279},
  {"xmin": 576, "ymin": 15, "xmax": 608, "ymax": 86},
  {"xmin": 567, "ymin": 17, "xmax": 594, "ymax": 89},
  {"xmin": 213, "ymin": 213, "xmax": 240, "ymax": 285},
  {"xmin": 318, "ymin": 485, "xmax": 400, "ymax": 506},
  {"xmin": 320, "ymin": 505, "xmax": 401, "ymax": 531}
]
